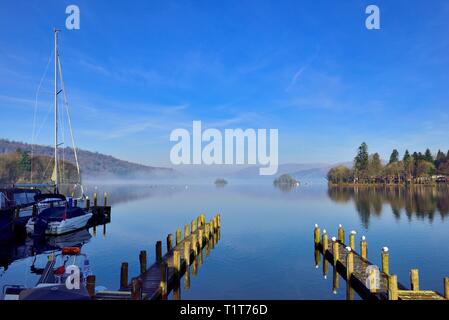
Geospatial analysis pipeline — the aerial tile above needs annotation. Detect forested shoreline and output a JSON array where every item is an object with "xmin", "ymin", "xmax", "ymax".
[{"xmin": 327, "ymin": 143, "xmax": 449, "ymax": 185}]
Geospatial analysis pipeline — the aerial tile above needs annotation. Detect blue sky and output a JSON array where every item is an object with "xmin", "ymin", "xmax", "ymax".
[{"xmin": 1, "ymin": 0, "xmax": 449, "ymax": 167}]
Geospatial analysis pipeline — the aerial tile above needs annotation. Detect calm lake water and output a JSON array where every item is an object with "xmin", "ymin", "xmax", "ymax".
[{"xmin": 1, "ymin": 182, "xmax": 448, "ymax": 299}]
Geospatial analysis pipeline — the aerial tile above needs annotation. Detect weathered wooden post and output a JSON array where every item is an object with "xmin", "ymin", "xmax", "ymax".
[
  {"xmin": 139, "ymin": 250, "xmax": 147, "ymax": 274},
  {"xmin": 444, "ymin": 277, "xmax": 449, "ymax": 299},
  {"xmin": 349, "ymin": 230, "xmax": 356, "ymax": 251},
  {"xmin": 205, "ymin": 223, "xmax": 210, "ymax": 240},
  {"xmin": 86, "ymin": 275, "xmax": 96, "ymax": 298},
  {"xmin": 198, "ymin": 229, "xmax": 203, "ymax": 248},
  {"xmin": 388, "ymin": 274, "xmax": 398, "ymax": 300},
  {"xmin": 184, "ymin": 241, "xmax": 190, "ymax": 266},
  {"xmin": 104, "ymin": 192, "xmax": 108, "ymax": 206},
  {"xmin": 314, "ymin": 224, "xmax": 321, "ymax": 246},
  {"xmin": 213, "ymin": 216, "xmax": 218, "ymax": 231},
  {"xmin": 217, "ymin": 214, "xmax": 221, "ymax": 228},
  {"xmin": 338, "ymin": 224, "xmax": 345, "ymax": 243},
  {"xmin": 155, "ymin": 241, "xmax": 162, "ymax": 262},
  {"xmin": 131, "ymin": 278, "xmax": 142, "ymax": 300},
  {"xmin": 176, "ymin": 228, "xmax": 182, "ymax": 245},
  {"xmin": 93, "ymin": 192, "xmax": 97, "ymax": 207},
  {"xmin": 197, "ymin": 215, "xmax": 202, "ymax": 228},
  {"xmin": 160, "ymin": 262, "xmax": 168, "ymax": 299},
  {"xmin": 360, "ymin": 236, "xmax": 367, "ymax": 259},
  {"xmin": 191, "ymin": 219, "xmax": 197, "ymax": 233},
  {"xmin": 173, "ymin": 250, "xmax": 181, "ymax": 274},
  {"xmin": 332, "ymin": 237, "xmax": 339, "ymax": 266},
  {"xmin": 191, "ymin": 234, "xmax": 198, "ymax": 256},
  {"xmin": 210, "ymin": 221, "xmax": 214, "ymax": 234},
  {"xmin": 322, "ymin": 229, "xmax": 328, "ymax": 253},
  {"xmin": 381, "ymin": 247, "xmax": 389, "ymax": 275},
  {"xmin": 167, "ymin": 234, "xmax": 173, "ymax": 252},
  {"xmin": 184, "ymin": 224, "xmax": 190, "ymax": 240},
  {"xmin": 120, "ymin": 262, "xmax": 128, "ymax": 289},
  {"xmin": 346, "ymin": 247, "xmax": 354, "ymax": 280},
  {"xmin": 410, "ymin": 269, "xmax": 419, "ymax": 291}
]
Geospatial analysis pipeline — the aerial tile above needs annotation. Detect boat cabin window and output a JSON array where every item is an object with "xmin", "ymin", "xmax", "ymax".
[{"xmin": 13, "ymin": 192, "xmax": 39, "ymax": 206}]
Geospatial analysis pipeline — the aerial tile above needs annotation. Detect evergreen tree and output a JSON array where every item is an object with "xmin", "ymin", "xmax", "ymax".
[
  {"xmin": 424, "ymin": 148, "xmax": 433, "ymax": 162},
  {"xmin": 389, "ymin": 149, "xmax": 399, "ymax": 164},
  {"xmin": 403, "ymin": 150, "xmax": 411, "ymax": 162},
  {"xmin": 17, "ymin": 149, "xmax": 31, "ymax": 176},
  {"xmin": 354, "ymin": 142, "xmax": 369, "ymax": 179}
]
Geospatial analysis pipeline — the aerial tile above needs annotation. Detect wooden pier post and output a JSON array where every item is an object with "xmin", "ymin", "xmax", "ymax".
[
  {"xmin": 86, "ymin": 275, "xmax": 96, "ymax": 298},
  {"xmin": 322, "ymin": 230, "xmax": 328, "ymax": 253},
  {"xmin": 349, "ymin": 231, "xmax": 356, "ymax": 251},
  {"xmin": 104, "ymin": 192, "xmax": 108, "ymax": 206},
  {"xmin": 338, "ymin": 224, "xmax": 345, "ymax": 243},
  {"xmin": 205, "ymin": 223, "xmax": 210, "ymax": 240},
  {"xmin": 346, "ymin": 247, "xmax": 354, "ymax": 280},
  {"xmin": 217, "ymin": 214, "xmax": 221, "ymax": 228},
  {"xmin": 139, "ymin": 250, "xmax": 147, "ymax": 274},
  {"xmin": 210, "ymin": 221, "xmax": 214, "ymax": 234},
  {"xmin": 191, "ymin": 220, "xmax": 197, "ymax": 233},
  {"xmin": 167, "ymin": 234, "xmax": 173, "ymax": 252},
  {"xmin": 198, "ymin": 229, "xmax": 203, "ymax": 248},
  {"xmin": 120, "ymin": 262, "xmax": 128, "ymax": 289},
  {"xmin": 191, "ymin": 234, "xmax": 198, "ymax": 256},
  {"xmin": 184, "ymin": 224, "xmax": 190, "ymax": 240},
  {"xmin": 444, "ymin": 277, "xmax": 449, "ymax": 299},
  {"xmin": 314, "ymin": 224, "xmax": 321, "ymax": 246},
  {"xmin": 332, "ymin": 237, "xmax": 339, "ymax": 265},
  {"xmin": 93, "ymin": 192, "xmax": 97, "ymax": 207},
  {"xmin": 131, "ymin": 278, "xmax": 142, "ymax": 300},
  {"xmin": 410, "ymin": 269, "xmax": 419, "ymax": 291},
  {"xmin": 197, "ymin": 216, "xmax": 202, "ymax": 228},
  {"xmin": 360, "ymin": 236, "xmax": 367, "ymax": 260},
  {"xmin": 173, "ymin": 250, "xmax": 180, "ymax": 274},
  {"xmin": 381, "ymin": 247, "xmax": 389, "ymax": 275},
  {"xmin": 213, "ymin": 216, "xmax": 218, "ymax": 231},
  {"xmin": 184, "ymin": 241, "xmax": 190, "ymax": 266},
  {"xmin": 176, "ymin": 228, "xmax": 182, "ymax": 245},
  {"xmin": 388, "ymin": 274, "xmax": 398, "ymax": 300},
  {"xmin": 160, "ymin": 262, "xmax": 168, "ymax": 299},
  {"xmin": 156, "ymin": 241, "xmax": 162, "ymax": 262}
]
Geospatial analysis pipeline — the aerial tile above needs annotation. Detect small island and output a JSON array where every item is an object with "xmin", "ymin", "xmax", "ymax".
[
  {"xmin": 214, "ymin": 178, "xmax": 228, "ymax": 187},
  {"xmin": 273, "ymin": 174, "xmax": 300, "ymax": 187}
]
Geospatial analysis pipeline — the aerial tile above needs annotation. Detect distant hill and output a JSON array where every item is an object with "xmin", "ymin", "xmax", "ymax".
[{"xmin": 0, "ymin": 138, "xmax": 176, "ymax": 181}]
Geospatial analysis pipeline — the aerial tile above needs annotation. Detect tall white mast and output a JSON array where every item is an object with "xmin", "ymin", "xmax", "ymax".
[{"xmin": 54, "ymin": 29, "xmax": 60, "ymax": 193}]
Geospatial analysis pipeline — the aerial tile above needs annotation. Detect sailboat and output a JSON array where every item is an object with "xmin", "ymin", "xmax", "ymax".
[{"xmin": 26, "ymin": 30, "xmax": 92, "ymax": 236}]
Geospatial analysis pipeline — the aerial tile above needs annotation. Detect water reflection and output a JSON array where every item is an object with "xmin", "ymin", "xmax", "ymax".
[{"xmin": 328, "ymin": 185, "xmax": 449, "ymax": 227}]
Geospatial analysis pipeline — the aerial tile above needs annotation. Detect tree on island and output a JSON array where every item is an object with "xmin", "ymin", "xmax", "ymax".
[
  {"xmin": 214, "ymin": 178, "xmax": 228, "ymax": 186},
  {"xmin": 273, "ymin": 174, "xmax": 299, "ymax": 186}
]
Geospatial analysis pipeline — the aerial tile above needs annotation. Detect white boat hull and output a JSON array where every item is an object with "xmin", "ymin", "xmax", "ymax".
[{"xmin": 26, "ymin": 212, "xmax": 93, "ymax": 235}]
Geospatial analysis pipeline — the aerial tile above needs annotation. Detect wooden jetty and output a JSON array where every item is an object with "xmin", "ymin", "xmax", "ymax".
[
  {"xmin": 314, "ymin": 224, "xmax": 448, "ymax": 300},
  {"xmin": 95, "ymin": 213, "xmax": 221, "ymax": 300}
]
